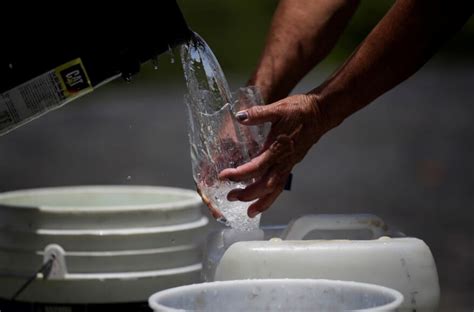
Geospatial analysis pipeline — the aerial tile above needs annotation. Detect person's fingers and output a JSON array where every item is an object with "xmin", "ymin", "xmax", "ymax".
[
  {"xmin": 227, "ymin": 165, "xmax": 289, "ymax": 202},
  {"xmin": 219, "ymin": 153, "xmax": 270, "ymax": 183},
  {"xmin": 219, "ymin": 134, "xmax": 295, "ymax": 182},
  {"xmin": 235, "ymin": 101, "xmax": 282, "ymax": 125},
  {"xmin": 247, "ymin": 187, "xmax": 284, "ymax": 218},
  {"xmin": 227, "ymin": 176, "xmax": 272, "ymax": 202}
]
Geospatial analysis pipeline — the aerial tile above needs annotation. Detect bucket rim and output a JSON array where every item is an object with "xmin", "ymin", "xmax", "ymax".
[
  {"xmin": 148, "ymin": 278, "xmax": 404, "ymax": 312},
  {"xmin": 0, "ymin": 185, "xmax": 202, "ymax": 212}
]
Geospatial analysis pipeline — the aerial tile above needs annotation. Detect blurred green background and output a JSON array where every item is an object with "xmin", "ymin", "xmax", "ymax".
[{"xmin": 151, "ymin": 0, "xmax": 474, "ymax": 80}]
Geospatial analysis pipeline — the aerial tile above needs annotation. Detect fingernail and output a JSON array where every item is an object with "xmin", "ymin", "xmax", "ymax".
[{"xmin": 235, "ymin": 111, "xmax": 248, "ymax": 121}]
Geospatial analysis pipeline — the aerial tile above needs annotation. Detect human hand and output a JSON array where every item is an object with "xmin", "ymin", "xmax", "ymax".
[{"xmin": 218, "ymin": 93, "xmax": 331, "ymax": 218}]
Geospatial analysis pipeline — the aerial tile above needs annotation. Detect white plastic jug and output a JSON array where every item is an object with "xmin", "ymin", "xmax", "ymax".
[
  {"xmin": 211, "ymin": 214, "xmax": 440, "ymax": 312},
  {"xmin": 148, "ymin": 279, "xmax": 404, "ymax": 312}
]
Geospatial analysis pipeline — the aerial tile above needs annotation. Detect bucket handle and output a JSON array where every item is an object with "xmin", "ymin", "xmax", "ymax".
[
  {"xmin": 280, "ymin": 214, "xmax": 387, "ymax": 240},
  {"xmin": 43, "ymin": 244, "xmax": 68, "ymax": 279}
]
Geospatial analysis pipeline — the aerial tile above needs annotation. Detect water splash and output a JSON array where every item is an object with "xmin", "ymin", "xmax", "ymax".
[
  {"xmin": 152, "ymin": 55, "xmax": 159, "ymax": 70},
  {"xmin": 180, "ymin": 32, "xmax": 232, "ymax": 114},
  {"xmin": 203, "ymin": 182, "xmax": 261, "ymax": 231}
]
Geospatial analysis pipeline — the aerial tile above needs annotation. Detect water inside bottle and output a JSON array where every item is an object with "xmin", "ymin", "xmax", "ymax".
[{"xmin": 179, "ymin": 32, "xmax": 265, "ymax": 231}]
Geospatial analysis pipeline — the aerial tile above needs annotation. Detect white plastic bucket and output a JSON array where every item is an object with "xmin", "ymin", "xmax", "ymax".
[
  {"xmin": 0, "ymin": 185, "xmax": 204, "ymax": 230},
  {"xmin": 148, "ymin": 279, "xmax": 404, "ymax": 312},
  {"xmin": 0, "ymin": 185, "xmax": 208, "ymax": 304}
]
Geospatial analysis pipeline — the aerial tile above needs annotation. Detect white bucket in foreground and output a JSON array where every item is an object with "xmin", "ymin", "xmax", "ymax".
[
  {"xmin": 148, "ymin": 279, "xmax": 404, "ymax": 312},
  {"xmin": 0, "ymin": 185, "xmax": 208, "ymax": 304}
]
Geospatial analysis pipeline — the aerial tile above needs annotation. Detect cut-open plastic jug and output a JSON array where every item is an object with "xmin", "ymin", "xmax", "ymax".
[{"xmin": 205, "ymin": 214, "xmax": 440, "ymax": 312}]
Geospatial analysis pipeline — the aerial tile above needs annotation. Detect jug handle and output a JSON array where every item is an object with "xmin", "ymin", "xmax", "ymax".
[{"xmin": 280, "ymin": 214, "xmax": 387, "ymax": 240}]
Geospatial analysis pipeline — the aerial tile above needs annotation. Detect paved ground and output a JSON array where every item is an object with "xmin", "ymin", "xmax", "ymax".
[{"xmin": 0, "ymin": 62, "xmax": 473, "ymax": 311}]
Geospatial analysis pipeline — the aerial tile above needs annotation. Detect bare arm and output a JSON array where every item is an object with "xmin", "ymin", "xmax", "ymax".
[
  {"xmin": 249, "ymin": 0, "xmax": 360, "ymax": 103},
  {"xmin": 222, "ymin": 0, "xmax": 473, "ymax": 217},
  {"xmin": 314, "ymin": 0, "xmax": 474, "ymax": 130}
]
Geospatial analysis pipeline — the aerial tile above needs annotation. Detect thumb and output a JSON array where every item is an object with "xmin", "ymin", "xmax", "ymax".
[{"xmin": 235, "ymin": 102, "xmax": 281, "ymax": 126}]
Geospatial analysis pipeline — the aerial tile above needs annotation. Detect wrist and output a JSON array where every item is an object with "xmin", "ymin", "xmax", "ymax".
[{"xmin": 305, "ymin": 91, "xmax": 344, "ymax": 135}]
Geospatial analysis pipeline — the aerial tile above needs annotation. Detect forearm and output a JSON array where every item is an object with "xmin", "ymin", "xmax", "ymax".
[
  {"xmin": 313, "ymin": 0, "xmax": 473, "ymax": 130},
  {"xmin": 249, "ymin": 0, "xmax": 360, "ymax": 103}
]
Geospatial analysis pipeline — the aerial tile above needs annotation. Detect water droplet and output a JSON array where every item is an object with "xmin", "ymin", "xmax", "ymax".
[
  {"xmin": 123, "ymin": 74, "xmax": 133, "ymax": 83},
  {"xmin": 152, "ymin": 55, "xmax": 159, "ymax": 70},
  {"xmin": 168, "ymin": 45, "xmax": 175, "ymax": 64}
]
